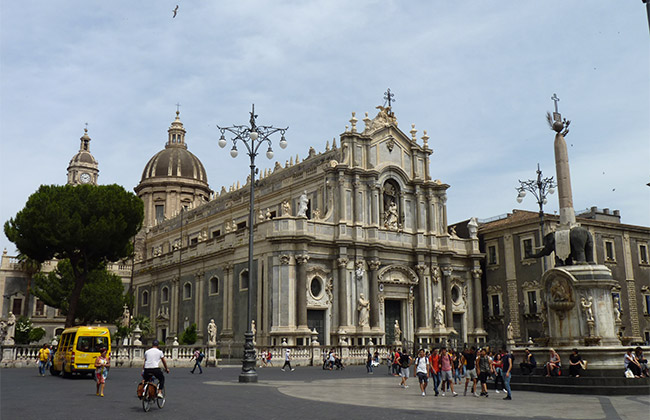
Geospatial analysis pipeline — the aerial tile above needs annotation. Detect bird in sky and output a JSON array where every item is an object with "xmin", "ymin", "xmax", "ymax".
[{"xmin": 173, "ymin": 5, "xmax": 179, "ymax": 18}]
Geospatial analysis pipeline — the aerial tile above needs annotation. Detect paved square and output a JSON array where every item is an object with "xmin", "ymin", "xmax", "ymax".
[{"xmin": 1, "ymin": 365, "xmax": 648, "ymax": 420}]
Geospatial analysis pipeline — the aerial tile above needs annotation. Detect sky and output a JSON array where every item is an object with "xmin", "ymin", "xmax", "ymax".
[{"xmin": 1, "ymin": 1, "xmax": 649, "ymax": 254}]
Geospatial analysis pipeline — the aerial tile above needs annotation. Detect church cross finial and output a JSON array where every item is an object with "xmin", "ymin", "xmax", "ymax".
[
  {"xmin": 84, "ymin": 122, "xmax": 88, "ymax": 132},
  {"xmin": 383, "ymin": 88, "xmax": 395, "ymax": 108},
  {"xmin": 175, "ymin": 103, "xmax": 181, "ymax": 114},
  {"xmin": 551, "ymin": 93, "xmax": 560, "ymax": 113}
]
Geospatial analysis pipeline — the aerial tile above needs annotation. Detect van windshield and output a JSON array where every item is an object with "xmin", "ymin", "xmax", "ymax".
[{"xmin": 76, "ymin": 336, "xmax": 110, "ymax": 353}]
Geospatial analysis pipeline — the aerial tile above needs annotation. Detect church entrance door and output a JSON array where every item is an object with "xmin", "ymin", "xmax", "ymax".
[
  {"xmin": 307, "ymin": 309, "xmax": 325, "ymax": 344},
  {"xmin": 384, "ymin": 300, "xmax": 402, "ymax": 345}
]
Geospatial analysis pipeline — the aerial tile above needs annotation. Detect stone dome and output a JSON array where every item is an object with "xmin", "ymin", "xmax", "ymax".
[{"xmin": 138, "ymin": 111, "xmax": 208, "ymax": 185}]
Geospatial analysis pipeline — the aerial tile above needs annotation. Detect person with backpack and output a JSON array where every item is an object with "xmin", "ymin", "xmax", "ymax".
[
  {"xmin": 462, "ymin": 346, "xmax": 479, "ymax": 397},
  {"xmin": 414, "ymin": 349, "xmax": 430, "ymax": 396},
  {"xmin": 438, "ymin": 347, "xmax": 458, "ymax": 396},
  {"xmin": 428, "ymin": 348, "xmax": 441, "ymax": 396},
  {"xmin": 398, "ymin": 349, "xmax": 412, "ymax": 388},
  {"xmin": 190, "ymin": 348, "xmax": 204, "ymax": 374}
]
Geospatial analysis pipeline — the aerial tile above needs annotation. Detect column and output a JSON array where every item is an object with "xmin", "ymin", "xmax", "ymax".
[
  {"xmin": 170, "ymin": 276, "xmax": 179, "ymax": 337},
  {"xmin": 337, "ymin": 257, "xmax": 349, "ymax": 328},
  {"xmin": 353, "ymin": 177, "xmax": 362, "ymax": 226},
  {"xmin": 622, "ymin": 233, "xmax": 642, "ymax": 339},
  {"xmin": 222, "ymin": 263, "xmax": 233, "ymax": 337},
  {"xmin": 442, "ymin": 267, "xmax": 453, "ymax": 332},
  {"xmin": 471, "ymin": 268, "xmax": 485, "ymax": 334},
  {"xmin": 368, "ymin": 259, "xmax": 381, "ymax": 328},
  {"xmin": 416, "ymin": 264, "xmax": 428, "ymax": 329},
  {"xmin": 296, "ymin": 254, "xmax": 310, "ymax": 328},
  {"xmin": 194, "ymin": 271, "xmax": 204, "ymax": 337},
  {"xmin": 503, "ymin": 233, "xmax": 522, "ymax": 339},
  {"xmin": 338, "ymin": 172, "xmax": 347, "ymax": 223}
]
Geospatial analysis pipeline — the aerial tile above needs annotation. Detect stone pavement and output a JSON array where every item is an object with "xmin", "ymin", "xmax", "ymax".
[{"xmin": 1, "ymin": 364, "xmax": 648, "ymax": 420}]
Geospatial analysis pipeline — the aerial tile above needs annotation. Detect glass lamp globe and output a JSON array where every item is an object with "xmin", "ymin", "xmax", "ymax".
[
  {"xmin": 543, "ymin": 198, "xmax": 548, "ymax": 205},
  {"xmin": 218, "ymin": 135, "xmax": 227, "ymax": 148},
  {"xmin": 519, "ymin": 190, "xmax": 526, "ymax": 198},
  {"xmin": 516, "ymin": 196, "xmax": 523, "ymax": 203},
  {"xmin": 250, "ymin": 131, "xmax": 259, "ymax": 141},
  {"xmin": 548, "ymin": 187, "xmax": 555, "ymax": 195},
  {"xmin": 266, "ymin": 147, "xmax": 274, "ymax": 159},
  {"xmin": 230, "ymin": 146, "xmax": 238, "ymax": 158},
  {"xmin": 279, "ymin": 135, "xmax": 287, "ymax": 149}
]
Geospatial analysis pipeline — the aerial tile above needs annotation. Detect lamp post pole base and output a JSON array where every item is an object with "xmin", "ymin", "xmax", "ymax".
[{"xmin": 238, "ymin": 331, "xmax": 258, "ymax": 383}]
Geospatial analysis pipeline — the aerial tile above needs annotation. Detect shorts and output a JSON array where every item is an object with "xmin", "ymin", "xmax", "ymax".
[
  {"xmin": 400, "ymin": 367, "xmax": 410, "ymax": 378},
  {"xmin": 478, "ymin": 371, "xmax": 489, "ymax": 384},
  {"xmin": 440, "ymin": 370, "xmax": 453, "ymax": 381},
  {"xmin": 417, "ymin": 372, "xmax": 428, "ymax": 384},
  {"xmin": 466, "ymin": 368, "xmax": 477, "ymax": 380}
]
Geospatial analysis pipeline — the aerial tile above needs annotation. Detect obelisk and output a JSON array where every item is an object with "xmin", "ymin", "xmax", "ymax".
[{"xmin": 549, "ymin": 94, "xmax": 576, "ymax": 228}]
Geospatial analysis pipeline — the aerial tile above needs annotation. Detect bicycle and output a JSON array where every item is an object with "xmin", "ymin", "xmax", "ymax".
[{"xmin": 139, "ymin": 376, "xmax": 166, "ymax": 412}]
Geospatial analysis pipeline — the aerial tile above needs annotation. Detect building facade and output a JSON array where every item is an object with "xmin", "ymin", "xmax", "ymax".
[
  {"xmin": 131, "ymin": 107, "xmax": 485, "ymax": 351},
  {"xmin": 472, "ymin": 208, "xmax": 650, "ymax": 348}
]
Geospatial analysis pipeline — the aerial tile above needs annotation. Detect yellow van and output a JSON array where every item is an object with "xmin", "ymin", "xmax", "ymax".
[{"xmin": 51, "ymin": 326, "xmax": 111, "ymax": 377}]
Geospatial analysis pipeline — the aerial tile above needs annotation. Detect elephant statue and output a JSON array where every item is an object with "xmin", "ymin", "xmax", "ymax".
[{"xmin": 527, "ymin": 225, "xmax": 594, "ymax": 266}]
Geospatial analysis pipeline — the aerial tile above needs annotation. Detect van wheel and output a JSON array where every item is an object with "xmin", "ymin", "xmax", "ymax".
[
  {"xmin": 50, "ymin": 366, "xmax": 60, "ymax": 376},
  {"xmin": 63, "ymin": 369, "xmax": 72, "ymax": 378}
]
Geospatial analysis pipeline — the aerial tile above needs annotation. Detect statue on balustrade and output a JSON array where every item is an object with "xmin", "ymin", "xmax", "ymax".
[
  {"xmin": 357, "ymin": 294, "xmax": 370, "ymax": 327},
  {"xmin": 207, "ymin": 319, "xmax": 217, "ymax": 345}
]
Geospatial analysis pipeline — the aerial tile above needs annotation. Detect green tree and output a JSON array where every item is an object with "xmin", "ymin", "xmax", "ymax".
[
  {"xmin": 33, "ymin": 259, "xmax": 126, "ymax": 326},
  {"xmin": 4, "ymin": 184, "xmax": 143, "ymax": 327},
  {"xmin": 16, "ymin": 254, "xmax": 41, "ymax": 317},
  {"xmin": 131, "ymin": 314, "xmax": 153, "ymax": 337},
  {"xmin": 180, "ymin": 323, "xmax": 197, "ymax": 345}
]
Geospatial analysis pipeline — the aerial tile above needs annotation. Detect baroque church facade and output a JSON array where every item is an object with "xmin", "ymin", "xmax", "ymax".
[{"xmin": 131, "ymin": 106, "xmax": 486, "ymax": 351}]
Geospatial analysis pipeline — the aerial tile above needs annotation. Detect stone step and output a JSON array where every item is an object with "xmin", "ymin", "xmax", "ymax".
[
  {"xmin": 509, "ymin": 375, "xmax": 650, "ymax": 387},
  {"xmin": 506, "ymin": 381, "xmax": 650, "ymax": 396}
]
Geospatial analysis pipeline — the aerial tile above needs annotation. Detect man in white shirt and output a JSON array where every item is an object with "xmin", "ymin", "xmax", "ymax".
[
  {"xmin": 414, "ymin": 348, "xmax": 430, "ymax": 396},
  {"xmin": 281, "ymin": 348, "xmax": 295, "ymax": 371},
  {"xmin": 143, "ymin": 340, "xmax": 170, "ymax": 397}
]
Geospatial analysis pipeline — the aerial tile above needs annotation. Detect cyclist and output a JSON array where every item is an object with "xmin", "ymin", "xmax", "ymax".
[{"xmin": 143, "ymin": 340, "xmax": 170, "ymax": 398}]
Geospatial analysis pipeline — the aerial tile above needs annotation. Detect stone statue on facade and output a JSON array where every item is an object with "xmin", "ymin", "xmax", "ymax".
[
  {"xmin": 121, "ymin": 305, "xmax": 130, "ymax": 328},
  {"xmin": 581, "ymin": 296, "xmax": 594, "ymax": 322},
  {"xmin": 282, "ymin": 200, "xmax": 292, "ymax": 217},
  {"xmin": 357, "ymin": 294, "xmax": 370, "ymax": 327},
  {"xmin": 468, "ymin": 217, "xmax": 479, "ymax": 239},
  {"xmin": 506, "ymin": 322, "xmax": 514, "ymax": 342},
  {"xmin": 393, "ymin": 320, "xmax": 402, "ymax": 343},
  {"xmin": 434, "ymin": 297, "xmax": 445, "ymax": 327},
  {"xmin": 384, "ymin": 201, "xmax": 399, "ymax": 231},
  {"xmin": 613, "ymin": 296, "xmax": 622, "ymax": 322},
  {"xmin": 4, "ymin": 312, "xmax": 16, "ymax": 345},
  {"xmin": 207, "ymin": 319, "xmax": 217, "ymax": 345},
  {"xmin": 296, "ymin": 191, "xmax": 309, "ymax": 218}
]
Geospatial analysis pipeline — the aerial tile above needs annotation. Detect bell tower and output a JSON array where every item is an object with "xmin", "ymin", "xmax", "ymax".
[{"xmin": 67, "ymin": 126, "xmax": 99, "ymax": 185}]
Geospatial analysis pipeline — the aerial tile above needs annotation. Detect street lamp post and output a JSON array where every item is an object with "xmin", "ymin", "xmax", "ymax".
[
  {"xmin": 516, "ymin": 163, "xmax": 556, "ymax": 271},
  {"xmin": 217, "ymin": 104, "xmax": 287, "ymax": 383}
]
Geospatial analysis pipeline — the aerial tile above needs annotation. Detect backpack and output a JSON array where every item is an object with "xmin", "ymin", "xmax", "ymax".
[
  {"xmin": 197, "ymin": 352, "xmax": 205, "ymax": 362},
  {"xmin": 136, "ymin": 380, "xmax": 145, "ymax": 398},
  {"xmin": 400, "ymin": 353, "xmax": 410, "ymax": 368}
]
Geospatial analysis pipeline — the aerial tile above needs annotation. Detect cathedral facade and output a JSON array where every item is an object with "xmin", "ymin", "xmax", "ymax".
[{"xmin": 131, "ymin": 106, "xmax": 486, "ymax": 351}]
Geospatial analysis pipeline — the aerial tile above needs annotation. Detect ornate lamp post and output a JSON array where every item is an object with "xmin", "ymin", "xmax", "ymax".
[
  {"xmin": 217, "ymin": 105, "xmax": 287, "ymax": 383},
  {"xmin": 516, "ymin": 164, "xmax": 556, "ymax": 270}
]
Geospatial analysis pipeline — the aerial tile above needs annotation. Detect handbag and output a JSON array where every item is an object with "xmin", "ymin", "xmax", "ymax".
[{"xmin": 624, "ymin": 369, "xmax": 634, "ymax": 378}]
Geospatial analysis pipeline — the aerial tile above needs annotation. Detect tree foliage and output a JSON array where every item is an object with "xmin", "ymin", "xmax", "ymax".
[
  {"xmin": 14, "ymin": 316, "xmax": 46, "ymax": 344},
  {"xmin": 4, "ymin": 184, "xmax": 143, "ymax": 326},
  {"xmin": 33, "ymin": 259, "xmax": 126, "ymax": 326},
  {"xmin": 131, "ymin": 314, "xmax": 153, "ymax": 337},
  {"xmin": 180, "ymin": 323, "xmax": 197, "ymax": 345}
]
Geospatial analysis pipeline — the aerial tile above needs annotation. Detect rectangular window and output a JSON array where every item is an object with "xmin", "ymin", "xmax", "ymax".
[
  {"xmin": 212, "ymin": 230, "xmax": 221, "ymax": 238},
  {"xmin": 640, "ymin": 244, "xmax": 648, "ymax": 264},
  {"xmin": 523, "ymin": 239, "xmax": 533, "ymax": 258},
  {"xmin": 11, "ymin": 298, "xmax": 22, "ymax": 316},
  {"xmin": 237, "ymin": 221, "xmax": 247, "ymax": 230},
  {"xmin": 488, "ymin": 245, "xmax": 497, "ymax": 265},
  {"xmin": 190, "ymin": 237, "xmax": 198, "ymax": 245},
  {"xmin": 155, "ymin": 205, "xmax": 165, "ymax": 222},
  {"xmin": 491, "ymin": 295, "xmax": 500, "ymax": 316},
  {"xmin": 605, "ymin": 240, "xmax": 615, "ymax": 261},
  {"xmin": 527, "ymin": 291, "xmax": 538, "ymax": 314},
  {"xmin": 645, "ymin": 295, "xmax": 650, "ymax": 315},
  {"xmin": 34, "ymin": 299, "xmax": 45, "ymax": 316}
]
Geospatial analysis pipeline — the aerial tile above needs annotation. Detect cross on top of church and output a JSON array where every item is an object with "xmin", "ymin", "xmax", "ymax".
[
  {"xmin": 551, "ymin": 93, "xmax": 560, "ymax": 113},
  {"xmin": 176, "ymin": 103, "xmax": 181, "ymax": 113},
  {"xmin": 383, "ymin": 88, "xmax": 395, "ymax": 108}
]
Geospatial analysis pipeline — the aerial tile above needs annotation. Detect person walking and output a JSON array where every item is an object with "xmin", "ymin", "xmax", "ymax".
[
  {"xmin": 502, "ymin": 348, "xmax": 513, "ymax": 400},
  {"xmin": 492, "ymin": 352, "xmax": 505, "ymax": 393},
  {"xmin": 366, "ymin": 350, "xmax": 374, "ymax": 374},
  {"xmin": 190, "ymin": 348, "xmax": 204, "ymax": 374},
  {"xmin": 476, "ymin": 348, "xmax": 492, "ymax": 397},
  {"xmin": 439, "ymin": 347, "xmax": 458, "ymax": 396},
  {"xmin": 36, "ymin": 344, "xmax": 50, "ymax": 377},
  {"xmin": 398, "ymin": 349, "xmax": 411, "ymax": 388},
  {"xmin": 414, "ymin": 349, "xmax": 429, "ymax": 396},
  {"xmin": 94, "ymin": 347, "xmax": 110, "ymax": 397},
  {"xmin": 282, "ymin": 348, "xmax": 295, "ymax": 371},
  {"xmin": 462, "ymin": 347, "xmax": 479, "ymax": 397},
  {"xmin": 429, "ymin": 348, "xmax": 441, "ymax": 396}
]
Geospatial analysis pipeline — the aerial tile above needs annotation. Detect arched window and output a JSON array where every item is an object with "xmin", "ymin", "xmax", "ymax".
[
  {"xmin": 161, "ymin": 286, "xmax": 169, "ymax": 303},
  {"xmin": 142, "ymin": 290, "xmax": 149, "ymax": 306},
  {"xmin": 240, "ymin": 270, "xmax": 249, "ymax": 291},
  {"xmin": 183, "ymin": 282, "xmax": 192, "ymax": 300},
  {"xmin": 209, "ymin": 276, "xmax": 219, "ymax": 295}
]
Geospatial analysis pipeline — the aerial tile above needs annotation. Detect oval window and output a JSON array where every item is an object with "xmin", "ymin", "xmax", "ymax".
[
  {"xmin": 310, "ymin": 277, "xmax": 322, "ymax": 298},
  {"xmin": 451, "ymin": 285, "xmax": 461, "ymax": 304}
]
